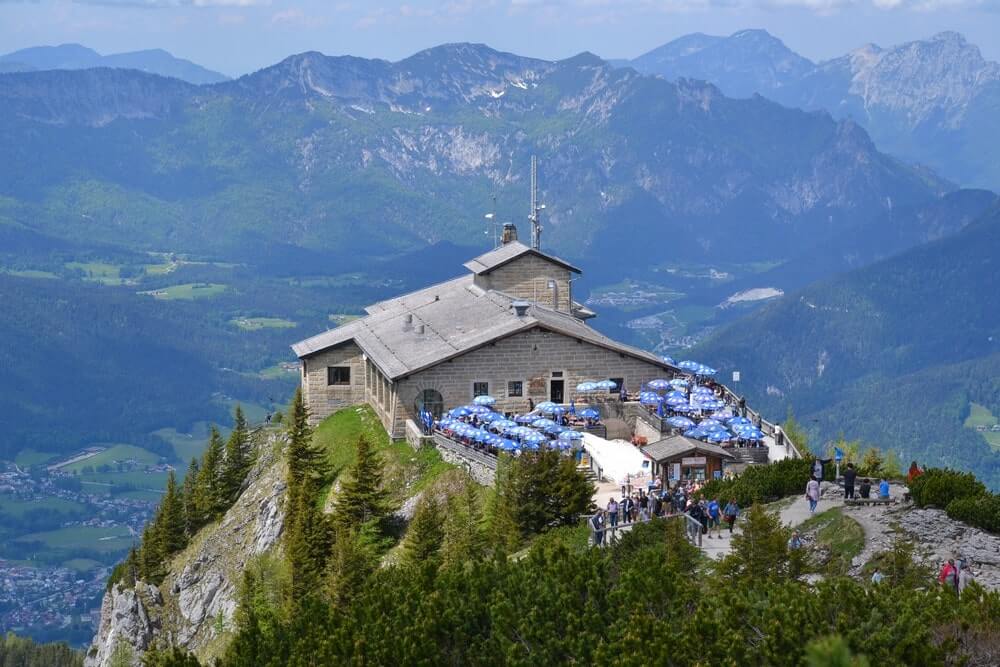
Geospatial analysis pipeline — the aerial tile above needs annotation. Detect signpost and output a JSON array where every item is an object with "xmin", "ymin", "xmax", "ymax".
[{"xmin": 732, "ymin": 371, "xmax": 741, "ymax": 383}]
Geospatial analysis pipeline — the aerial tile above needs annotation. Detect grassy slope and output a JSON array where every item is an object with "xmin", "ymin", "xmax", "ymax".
[
  {"xmin": 797, "ymin": 507, "xmax": 865, "ymax": 576},
  {"xmin": 312, "ymin": 405, "xmax": 454, "ymax": 508}
]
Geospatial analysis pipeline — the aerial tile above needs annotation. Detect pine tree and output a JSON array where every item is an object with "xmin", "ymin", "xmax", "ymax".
[
  {"xmin": 159, "ymin": 470, "xmax": 187, "ymax": 556},
  {"xmin": 442, "ymin": 477, "xmax": 487, "ymax": 568},
  {"xmin": 222, "ymin": 405, "xmax": 251, "ymax": 503},
  {"xmin": 332, "ymin": 436, "xmax": 388, "ymax": 531},
  {"xmin": 182, "ymin": 458, "xmax": 200, "ymax": 537},
  {"xmin": 285, "ymin": 484, "xmax": 331, "ymax": 601},
  {"xmin": 194, "ymin": 426, "xmax": 224, "ymax": 521},
  {"xmin": 403, "ymin": 494, "xmax": 445, "ymax": 567},
  {"xmin": 286, "ymin": 388, "xmax": 327, "ymax": 491},
  {"xmin": 326, "ymin": 526, "xmax": 376, "ymax": 608},
  {"xmin": 489, "ymin": 455, "xmax": 523, "ymax": 553},
  {"xmin": 138, "ymin": 522, "xmax": 165, "ymax": 583},
  {"xmin": 718, "ymin": 502, "xmax": 796, "ymax": 582},
  {"xmin": 550, "ymin": 452, "xmax": 594, "ymax": 526}
]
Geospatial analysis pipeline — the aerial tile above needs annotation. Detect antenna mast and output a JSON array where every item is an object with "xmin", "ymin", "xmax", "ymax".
[{"xmin": 529, "ymin": 155, "xmax": 542, "ymax": 250}]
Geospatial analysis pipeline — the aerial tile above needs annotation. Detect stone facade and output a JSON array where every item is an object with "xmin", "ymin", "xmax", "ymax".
[
  {"xmin": 474, "ymin": 253, "xmax": 572, "ymax": 312},
  {"xmin": 301, "ymin": 342, "xmax": 366, "ymax": 425},
  {"xmin": 388, "ymin": 327, "xmax": 670, "ymax": 438}
]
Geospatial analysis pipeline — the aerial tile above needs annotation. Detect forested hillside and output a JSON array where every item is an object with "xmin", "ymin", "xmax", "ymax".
[{"xmin": 696, "ymin": 203, "xmax": 1000, "ymax": 488}]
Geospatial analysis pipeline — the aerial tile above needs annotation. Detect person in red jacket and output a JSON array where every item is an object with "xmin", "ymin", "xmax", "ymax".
[{"xmin": 938, "ymin": 559, "xmax": 958, "ymax": 591}]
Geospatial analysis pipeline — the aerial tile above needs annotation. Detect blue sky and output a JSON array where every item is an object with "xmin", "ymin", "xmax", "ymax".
[{"xmin": 1, "ymin": 1, "xmax": 998, "ymax": 77}]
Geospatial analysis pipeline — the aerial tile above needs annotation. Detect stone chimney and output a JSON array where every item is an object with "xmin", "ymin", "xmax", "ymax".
[{"xmin": 501, "ymin": 223, "xmax": 518, "ymax": 245}]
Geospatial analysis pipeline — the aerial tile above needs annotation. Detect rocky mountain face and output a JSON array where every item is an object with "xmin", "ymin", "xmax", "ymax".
[
  {"xmin": 0, "ymin": 44, "xmax": 229, "ymax": 85},
  {"xmin": 85, "ymin": 430, "xmax": 287, "ymax": 667},
  {"xmin": 627, "ymin": 31, "xmax": 1000, "ymax": 190},
  {"xmin": 0, "ymin": 43, "xmax": 949, "ymax": 268}
]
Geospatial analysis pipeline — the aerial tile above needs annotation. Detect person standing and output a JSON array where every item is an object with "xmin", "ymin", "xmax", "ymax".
[
  {"xmin": 620, "ymin": 494, "xmax": 633, "ymax": 524},
  {"xmin": 806, "ymin": 476, "xmax": 821, "ymax": 514},
  {"xmin": 707, "ymin": 498, "xmax": 722, "ymax": 538},
  {"xmin": 607, "ymin": 497, "xmax": 619, "ymax": 529},
  {"xmin": 871, "ymin": 568, "xmax": 884, "ymax": 585},
  {"xmin": 723, "ymin": 499, "xmax": 739, "ymax": 533},
  {"xmin": 939, "ymin": 559, "xmax": 958, "ymax": 592},
  {"xmin": 959, "ymin": 563, "xmax": 976, "ymax": 593},
  {"xmin": 788, "ymin": 531, "xmax": 803, "ymax": 550},
  {"xmin": 590, "ymin": 511, "xmax": 606, "ymax": 547},
  {"xmin": 878, "ymin": 478, "xmax": 890, "ymax": 500},
  {"xmin": 844, "ymin": 462, "xmax": 857, "ymax": 500}
]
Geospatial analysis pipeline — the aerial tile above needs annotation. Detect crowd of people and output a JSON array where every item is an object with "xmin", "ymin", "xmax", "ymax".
[{"xmin": 590, "ymin": 476, "xmax": 741, "ymax": 545}]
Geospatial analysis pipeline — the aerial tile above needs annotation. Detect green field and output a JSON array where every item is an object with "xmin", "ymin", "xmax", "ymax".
[
  {"xmin": 231, "ymin": 317, "xmax": 296, "ymax": 331},
  {"xmin": 0, "ymin": 496, "xmax": 87, "ymax": 518},
  {"xmin": 65, "ymin": 261, "xmax": 123, "ymax": 285},
  {"xmin": 2, "ymin": 268, "xmax": 58, "ymax": 279},
  {"xmin": 79, "ymin": 470, "xmax": 171, "ymax": 491},
  {"xmin": 965, "ymin": 403, "xmax": 1000, "ymax": 450},
  {"xmin": 153, "ymin": 422, "xmax": 224, "ymax": 463},
  {"xmin": 258, "ymin": 363, "xmax": 299, "ymax": 380},
  {"xmin": 58, "ymin": 444, "xmax": 162, "ymax": 473},
  {"xmin": 117, "ymin": 490, "xmax": 166, "ymax": 502},
  {"xmin": 13, "ymin": 449, "xmax": 59, "ymax": 467},
  {"xmin": 16, "ymin": 526, "xmax": 135, "ymax": 553},
  {"xmin": 140, "ymin": 282, "xmax": 228, "ymax": 300}
]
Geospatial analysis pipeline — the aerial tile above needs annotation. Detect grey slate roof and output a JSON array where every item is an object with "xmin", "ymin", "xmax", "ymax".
[
  {"xmin": 641, "ymin": 435, "xmax": 735, "ymax": 462},
  {"xmin": 291, "ymin": 272, "xmax": 673, "ymax": 380},
  {"xmin": 462, "ymin": 241, "xmax": 581, "ymax": 275}
]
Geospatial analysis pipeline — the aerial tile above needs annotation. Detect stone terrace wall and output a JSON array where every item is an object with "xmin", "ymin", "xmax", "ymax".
[{"xmin": 433, "ymin": 434, "xmax": 496, "ymax": 486}]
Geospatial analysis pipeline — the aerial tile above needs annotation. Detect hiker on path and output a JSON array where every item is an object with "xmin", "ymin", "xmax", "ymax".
[
  {"xmin": 806, "ymin": 476, "xmax": 821, "ymax": 514},
  {"xmin": 843, "ymin": 462, "xmax": 857, "ymax": 499},
  {"xmin": 959, "ymin": 563, "xmax": 976, "ymax": 593},
  {"xmin": 590, "ymin": 512, "xmax": 605, "ymax": 547},
  {"xmin": 938, "ymin": 559, "xmax": 958, "ymax": 592},
  {"xmin": 607, "ymin": 497, "xmax": 619, "ymax": 529},
  {"xmin": 723, "ymin": 499, "xmax": 739, "ymax": 533},
  {"xmin": 707, "ymin": 498, "xmax": 722, "ymax": 538},
  {"xmin": 878, "ymin": 478, "xmax": 890, "ymax": 500}
]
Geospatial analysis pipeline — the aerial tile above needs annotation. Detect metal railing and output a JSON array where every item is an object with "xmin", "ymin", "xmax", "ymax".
[{"xmin": 588, "ymin": 511, "xmax": 703, "ymax": 548}]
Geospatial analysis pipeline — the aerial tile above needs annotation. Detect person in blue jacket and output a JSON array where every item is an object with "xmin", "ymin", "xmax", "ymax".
[{"xmin": 878, "ymin": 478, "xmax": 890, "ymax": 499}]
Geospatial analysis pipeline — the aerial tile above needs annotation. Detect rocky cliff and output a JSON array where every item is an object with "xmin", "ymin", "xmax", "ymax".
[{"xmin": 85, "ymin": 429, "xmax": 287, "ymax": 667}]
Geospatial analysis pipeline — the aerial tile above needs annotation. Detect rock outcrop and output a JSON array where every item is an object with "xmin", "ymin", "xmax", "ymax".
[{"xmin": 85, "ymin": 429, "xmax": 287, "ymax": 667}]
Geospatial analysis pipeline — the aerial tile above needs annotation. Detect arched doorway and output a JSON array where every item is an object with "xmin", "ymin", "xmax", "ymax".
[{"xmin": 415, "ymin": 388, "xmax": 444, "ymax": 420}]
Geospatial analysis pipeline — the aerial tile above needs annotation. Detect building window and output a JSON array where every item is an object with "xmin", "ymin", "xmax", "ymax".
[
  {"xmin": 328, "ymin": 366, "xmax": 351, "ymax": 386},
  {"xmin": 507, "ymin": 380, "xmax": 523, "ymax": 397},
  {"xmin": 415, "ymin": 389, "xmax": 444, "ymax": 419},
  {"xmin": 610, "ymin": 377, "xmax": 624, "ymax": 394},
  {"xmin": 472, "ymin": 381, "xmax": 489, "ymax": 398},
  {"xmin": 551, "ymin": 371, "xmax": 563, "ymax": 378}
]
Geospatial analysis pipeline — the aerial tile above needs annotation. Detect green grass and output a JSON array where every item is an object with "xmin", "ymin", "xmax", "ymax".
[
  {"xmin": 258, "ymin": 363, "xmax": 299, "ymax": 380},
  {"xmin": 13, "ymin": 449, "xmax": 59, "ymax": 467},
  {"xmin": 58, "ymin": 444, "xmax": 162, "ymax": 473},
  {"xmin": 16, "ymin": 526, "xmax": 134, "ymax": 553},
  {"xmin": 964, "ymin": 402, "xmax": 1000, "ymax": 450},
  {"xmin": 62, "ymin": 558, "xmax": 104, "ymax": 573},
  {"xmin": 117, "ymin": 490, "xmax": 166, "ymax": 502},
  {"xmin": 1, "ymin": 268, "xmax": 58, "ymax": 279},
  {"xmin": 153, "ymin": 422, "xmax": 225, "ymax": 463},
  {"xmin": 0, "ymin": 496, "xmax": 87, "ymax": 518},
  {"xmin": 65, "ymin": 261, "xmax": 122, "ymax": 284},
  {"xmin": 230, "ymin": 317, "xmax": 296, "ymax": 331},
  {"xmin": 798, "ymin": 507, "xmax": 865, "ymax": 576},
  {"xmin": 78, "ymin": 471, "xmax": 171, "ymax": 492},
  {"xmin": 139, "ymin": 282, "xmax": 228, "ymax": 300},
  {"xmin": 329, "ymin": 314, "xmax": 361, "ymax": 326},
  {"xmin": 312, "ymin": 405, "xmax": 454, "ymax": 506}
]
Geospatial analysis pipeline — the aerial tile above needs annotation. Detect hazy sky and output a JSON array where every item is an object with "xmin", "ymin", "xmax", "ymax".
[{"xmin": 1, "ymin": 1, "xmax": 998, "ymax": 77}]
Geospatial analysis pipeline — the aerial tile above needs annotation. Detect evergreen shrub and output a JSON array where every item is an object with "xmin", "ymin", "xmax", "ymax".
[{"xmin": 909, "ymin": 468, "xmax": 985, "ymax": 509}]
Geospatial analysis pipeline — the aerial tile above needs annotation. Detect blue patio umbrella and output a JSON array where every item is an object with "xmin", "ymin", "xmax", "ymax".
[
  {"xmin": 553, "ymin": 439, "xmax": 572, "ymax": 451},
  {"xmin": 669, "ymin": 378, "xmax": 689, "ymax": 388},
  {"xmin": 499, "ymin": 439, "xmax": 518, "ymax": 451},
  {"xmin": 492, "ymin": 419, "xmax": 517, "ymax": 430},
  {"xmin": 647, "ymin": 378, "xmax": 672, "ymax": 390},
  {"xmin": 575, "ymin": 381, "xmax": 598, "ymax": 392},
  {"xmin": 535, "ymin": 401, "xmax": 557, "ymax": 411},
  {"xmin": 728, "ymin": 416, "xmax": 752, "ymax": 426},
  {"xmin": 473, "ymin": 395, "xmax": 496, "ymax": 406},
  {"xmin": 662, "ymin": 355, "xmax": 676, "ymax": 365},
  {"xmin": 545, "ymin": 423, "xmax": 567, "ymax": 434},
  {"xmin": 559, "ymin": 430, "xmax": 583, "ymax": 441},
  {"xmin": 511, "ymin": 426, "xmax": 534, "ymax": 438},
  {"xmin": 465, "ymin": 404, "xmax": 491, "ymax": 415},
  {"xmin": 699, "ymin": 418, "xmax": 723, "ymax": 429},
  {"xmin": 478, "ymin": 411, "xmax": 503, "ymax": 423},
  {"xmin": 449, "ymin": 407, "xmax": 470, "ymax": 418},
  {"xmin": 596, "ymin": 379, "xmax": 617, "ymax": 390},
  {"xmin": 667, "ymin": 416, "xmax": 695, "ymax": 429},
  {"xmin": 706, "ymin": 431, "xmax": 732, "ymax": 443},
  {"xmin": 665, "ymin": 390, "xmax": 688, "ymax": 400},
  {"xmin": 521, "ymin": 440, "xmax": 541, "ymax": 451},
  {"xmin": 514, "ymin": 414, "xmax": 535, "ymax": 424},
  {"xmin": 665, "ymin": 396, "xmax": 689, "ymax": 407},
  {"xmin": 697, "ymin": 364, "xmax": 717, "ymax": 376},
  {"xmin": 579, "ymin": 408, "xmax": 600, "ymax": 419},
  {"xmin": 639, "ymin": 391, "xmax": 662, "ymax": 405},
  {"xmin": 523, "ymin": 431, "xmax": 548, "ymax": 445},
  {"xmin": 703, "ymin": 400, "xmax": 725, "ymax": 410},
  {"xmin": 678, "ymin": 360, "xmax": 701, "ymax": 372},
  {"xmin": 540, "ymin": 404, "xmax": 566, "ymax": 415},
  {"xmin": 736, "ymin": 427, "xmax": 765, "ymax": 440},
  {"xmin": 692, "ymin": 385, "xmax": 715, "ymax": 396},
  {"xmin": 531, "ymin": 418, "xmax": 556, "ymax": 429},
  {"xmin": 684, "ymin": 427, "xmax": 708, "ymax": 439},
  {"xmin": 569, "ymin": 400, "xmax": 576, "ymax": 415}
]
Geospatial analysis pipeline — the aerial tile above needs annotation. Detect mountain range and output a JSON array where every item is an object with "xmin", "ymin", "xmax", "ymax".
[
  {"xmin": 627, "ymin": 30, "xmax": 1000, "ymax": 191},
  {"xmin": 0, "ymin": 43, "xmax": 229, "ymax": 85},
  {"xmin": 696, "ymin": 201, "xmax": 1000, "ymax": 489}
]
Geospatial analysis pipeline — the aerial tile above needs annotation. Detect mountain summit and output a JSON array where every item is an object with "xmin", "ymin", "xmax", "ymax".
[
  {"xmin": 627, "ymin": 31, "xmax": 1000, "ymax": 190},
  {"xmin": 0, "ymin": 43, "xmax": 229, "ymax": 85}
]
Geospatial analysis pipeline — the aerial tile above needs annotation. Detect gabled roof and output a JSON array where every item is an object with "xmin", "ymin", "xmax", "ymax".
[
  {"xmin": 641, "ymin": 435, "xmax": 735, "ymax": 462},
  {"xmin": 291, "ymin": 272, "xmax": 673, "ymax": 380},
  {"xmin": 463, "ymin": 241, "xmax": 581, "ymax": 275}
]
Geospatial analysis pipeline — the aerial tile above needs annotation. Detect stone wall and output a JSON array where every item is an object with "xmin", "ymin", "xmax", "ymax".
[
  {"xmin": 633, "ymin": 413, "xmax": 662, "ymax": 444},
  {"xmin": 302, "ymin": 342, "xmax": 366, "ymax": 425},
  {"xmin": 479, "ymin": 254, "xmax": 572, "ymax": 312},
  {"xmin": 390, "ymin": 327, "xmax": 672, "ymax": 438},
  {"xmin": 404, "ymin": 419, "xmax": 435, "ymax": 450},
  {"xmin": 433, "ymin": 435, "xmax": 496, "ymax": 486}
]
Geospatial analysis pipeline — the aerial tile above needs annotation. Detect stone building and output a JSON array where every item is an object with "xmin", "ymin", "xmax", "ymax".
[{"xmin": 292, "ymin": 237, "xmax": 680, "ymax": 439}]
